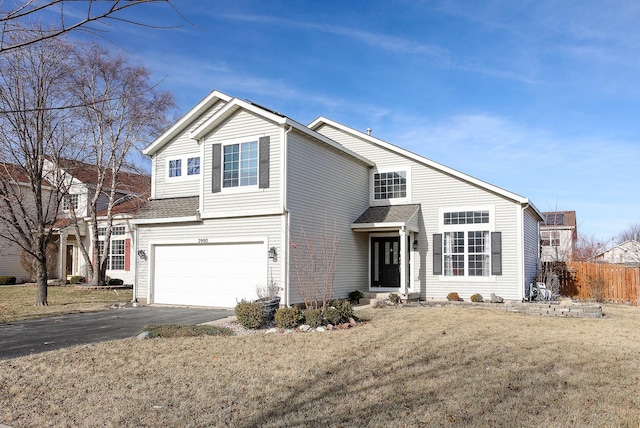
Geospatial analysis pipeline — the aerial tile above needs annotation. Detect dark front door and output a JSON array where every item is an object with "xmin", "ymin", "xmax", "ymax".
[
  {"xmin": 371, "ymin": 237, "xmax": 401, "ymax": 288},
  {"xmin": 65, "ymin": 245, "xmax": 73, "ymax": 277}
]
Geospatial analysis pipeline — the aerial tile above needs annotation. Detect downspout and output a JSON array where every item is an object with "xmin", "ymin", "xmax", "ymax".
[
  {"xmin": 521, "ymin": 203, "xmax": 531, "ymax": 301},
  {"xmin": 132, "ymin": 223, "xmax": 139, "ymax": 306},
  {"xmin": 283, "ymin": 124, "xmax": 293, "ymax": 306}
]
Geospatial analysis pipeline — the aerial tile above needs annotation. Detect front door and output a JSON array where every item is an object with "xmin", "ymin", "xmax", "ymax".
[
  {"xmin": 65, "ymin": 245, "xmax": 74, "ymax": 277},
  {"xmin": 371, "ymin": 237, "xmax": 401, "ymax": 288}
]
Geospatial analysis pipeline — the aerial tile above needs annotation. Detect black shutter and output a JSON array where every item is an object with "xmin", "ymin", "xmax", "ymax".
[
  {"xmin": 433, "ymin": 233, "xmax": 443, "ymax": 275},
  {"xmin": 491, "ymin": 232, "xmax": 502, "ymax": 275},
  {"xmin": 258, "ymin": 136, "xmax": 270, "ymax": 189},
  {"xmin": 212, "ymin": 143, "xmax": 221, "ymax": 193}
]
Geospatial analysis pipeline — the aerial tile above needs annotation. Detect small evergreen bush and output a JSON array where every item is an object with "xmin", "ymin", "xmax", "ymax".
[
  {"xmin": 324, "ymin": 307, "xmax": 343, "ymax": 325},
  {"xmin": 303, "ymin": 308, "xmax": 324, "ymax": 328},
  {"xmin": 470, "ymin": 293, "xmax": 484, "ymax": 303},
  {"xmin": 348, "ymin": 290, "xmax": 364, "ymax": 304},
  {"xmin": 235, "ymin": 301, "xmax": 264, "ymax": 329},
  {"xmin": 389, "ymin": 293, "xmax": 401, "ymax": 305},
  {"xmin": 108, "ymin": 278, "xmax": 124, "ymax": 286},
  {"xmin": 332, "ymin": 299, "xmax": 354, "ymax": 320},
  {"xmin": 274, "ymin": 306, "xmax": 301, "ymax": 329},
  {"xmin": 447, "ymin": 292, "xmax": 462, "ymax": 302},
  {"xmin": 69, "ymin": 275, "xmax": 85, "ymax": 284},
  {"xmin": 0, "ymin": 276, "xmax": 17, "ymax": 285}
]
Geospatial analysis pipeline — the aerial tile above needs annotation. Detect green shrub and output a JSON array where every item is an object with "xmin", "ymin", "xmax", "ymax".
[
  {"xmin": 274, "ymin": 306, "xmax": 301, "ymax": 329},
  {"xmin": 348, "ymin": 290, "xmax": 364, "ymax": 304},
  {"xmin": 332, "ymin": 299, "xmax": 354, "ymax": 320},
  {"xmin": 108, "ymin": 278, "xmax": 124, "ymax": 286},
  {"xmin": 0, "ymin": 276, "xmax": 16, "ymax": 285},
  {"xmin": 235, "ymin": 301, "xmax": 264, "ymax": 329},
  {"xmin": 303, "ymin": 308, "xmax": 324, "ymax": 328},
  {"xmin": 389, "ymin": 293, "xmax": 401, "ymax": 305},
  {"xmin": 69, "ymin": 275, "xmax": 85, "ymax": 284},
  {"xmin": 324, "ymin": 307, "xmax": 343, "ymax": 325},
  {"xmin": 447, "ymin": 292, "xmax": 462, "ymax": 302},
  {"xmin": 470, "ymin": 293, "xmax": 484, "ymax": 303}
]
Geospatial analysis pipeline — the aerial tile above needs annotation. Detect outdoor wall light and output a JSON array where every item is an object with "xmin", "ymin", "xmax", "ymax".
[
  {"xmin": 268, "ymin": 246, "xmax": 278, "ymax": 262},
  {"xmin": 412, "ymin": 240, "xmax": 418, "ymax": 250},
  {"xmin": 137, "ymin": 249, "xmax": 147, "ymax": 260}
]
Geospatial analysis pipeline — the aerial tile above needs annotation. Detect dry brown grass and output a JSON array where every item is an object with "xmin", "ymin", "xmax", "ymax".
[
  {"xmin": 2, "ymin": 304, "xmax": 640, "ymax": 427},
  {"xmin": 0, "ymin": 285, "xmax": 133, "ymax": 323}
]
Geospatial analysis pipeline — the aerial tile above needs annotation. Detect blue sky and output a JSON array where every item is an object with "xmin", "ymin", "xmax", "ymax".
[{"xmin": 70, "ymin": 0, "xmax": 639, "ymax": 241}]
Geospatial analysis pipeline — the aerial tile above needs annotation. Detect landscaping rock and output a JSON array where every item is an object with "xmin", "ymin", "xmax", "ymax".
[
  {"xmin": 348, "ymin": 317, "xmax": 357, "ymax": 326},
  {"xmin": 265, "ymin": 328, "xmax": 279, "ymax": 334},
  {"xmin": 490, "ymin": 293, "xmax": 504, "ymax": 303},
  {"xmin": 136, "ymin": 331, "xmax": 150, "ymax": 340},
  {"xmin": 299, "ymin": 324, "xmax": 311, "ymax": 332},
  {"xmin": 316, "ymin": 326, "xmax": 326, "ymax": 332}
]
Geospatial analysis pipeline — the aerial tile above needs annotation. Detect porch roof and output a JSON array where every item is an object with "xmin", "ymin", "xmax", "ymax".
[
  {"xmin": 132, "ymin": 196, "xmax": 200, "ymax": 224},
  {"xmin": 351, "ymin": 204, "xmax": 421, "ymax": 232}
]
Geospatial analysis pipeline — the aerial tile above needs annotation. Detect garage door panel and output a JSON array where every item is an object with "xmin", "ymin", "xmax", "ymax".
[{"xmin": 153, "ymin": 242, "xmax": 266, "ymax": 307}]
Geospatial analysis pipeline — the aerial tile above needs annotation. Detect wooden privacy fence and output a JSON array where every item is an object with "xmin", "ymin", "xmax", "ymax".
[{"xmin": 558, "ymin": 262, "xmax": 640, "ymax": 306}]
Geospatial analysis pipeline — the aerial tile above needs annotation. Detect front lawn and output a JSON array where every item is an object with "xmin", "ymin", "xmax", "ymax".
[
  {"xmin": 1, "ymin": 304, "xmax": 639, "ymax": 427},
  {"xmin": 0, "ymin": 285, "xmax": 133, "ymax": 323}
]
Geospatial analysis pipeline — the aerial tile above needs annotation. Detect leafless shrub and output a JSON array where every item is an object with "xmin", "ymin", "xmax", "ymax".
[
  {"xmin": 290, "ymin": 223, "xmax": 338, "ymax": 311},
  {"xmin": 587, "ymin": 274, "xmax": 608, "ymax": 303}
]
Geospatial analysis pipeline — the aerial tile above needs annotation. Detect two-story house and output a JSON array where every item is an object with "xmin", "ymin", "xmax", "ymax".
[
  {"xmin": 540, "ymin": 211, "xmax": 577, "ymax": 262},
  {"xmin": 47, "ymin": 158, "xmax": 150, "ymax": 284},
  {"xmin": 132, "ymin": 90, "xmax": 543, "ymax": 307}
]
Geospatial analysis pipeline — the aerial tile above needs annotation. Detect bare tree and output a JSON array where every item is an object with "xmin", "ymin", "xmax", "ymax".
[
  {"xmin": 65, "ymin": 42, "xmax": 174, "ymax": 286},
  {"xmin": 616, "ymin": 222, "xmax": 640, "ymax": 265},
  {"xmin": 572, "ymin": 234, "xmax": 607, "ymax": 262},
  {"xmin": 1, "ymin": 0, "xmax": 174, "ymax": 55},
  {"xmin": 0, "ymin": 31, "xmax": 77, "ymax": 305}
]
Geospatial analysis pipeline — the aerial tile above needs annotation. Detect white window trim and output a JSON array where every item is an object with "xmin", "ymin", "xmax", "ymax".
[
  {"xmin": 438, "ymin": 205, "xmax": 496, "ymax": 282},
  {"xmin": 217, "ymin": 135, "xmax": 262, "ymax": 194},
  {"xmin": 97, "ymin": 224, "xmax": 128, "ymax": 271},
  {"xmin": 166, "ymin": 153, "xmax": 201, "ymax": 181},
  {"xmin": 63, "ymin": 194, "xmax": 80, "ymax": 212},
  {"xmin": 370, "ymin": 165, "xmax": 411, "ymax": 206}
]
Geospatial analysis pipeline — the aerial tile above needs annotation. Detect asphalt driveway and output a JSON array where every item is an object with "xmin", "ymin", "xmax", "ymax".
[{"xmin": 0, "ymin": 306, "xmax": 232, "ymax": 360}]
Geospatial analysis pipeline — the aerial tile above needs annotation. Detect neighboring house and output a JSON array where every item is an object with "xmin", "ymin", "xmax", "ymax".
[
  {"xmin": 540, "ymin": 211, "xmax": 577, "ymax": 262},
  {"xmin": 595, "ymin": 240, "xmax": 640, "ymax": 267},
  {"xmin": 132, "ymin": 90, "xmax": 543, "ymax": 307},
  {"xmin": 46, "ymin": 158, "xmax": 150, "ymax": 284}
]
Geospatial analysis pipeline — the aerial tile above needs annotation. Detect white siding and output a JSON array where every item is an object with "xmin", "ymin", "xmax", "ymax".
[
  {"xmin": 152, "ymin": 101, "xmax": 227, "ymax": 199},
  {"xmin": 200, "ymin": 110, "xmax": 282, "ymax": 217},
  {"xmin": 316, "ymin": 123, "xmax": 528, "ymax": 301},
  {"xmin": 0, "ymin": 237, "xmax": 29, "ymax": 280},
  {"xmin": 135, "ymin": 215, "xmax": 283, "ymax": 303},
  {"xmin": 286, "ymin": 131, "xmax": 371, "ymax": 303}
]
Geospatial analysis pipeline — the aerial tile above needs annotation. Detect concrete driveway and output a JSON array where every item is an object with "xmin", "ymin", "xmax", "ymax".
[{"xmin": 0, "ymin": 306, "xmax": 232, "ymax": 360}]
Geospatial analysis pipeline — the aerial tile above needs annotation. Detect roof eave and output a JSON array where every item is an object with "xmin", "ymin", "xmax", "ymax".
[{"xmin": 144, "ymin": 90, "xmax": 232, "ymax": 156}]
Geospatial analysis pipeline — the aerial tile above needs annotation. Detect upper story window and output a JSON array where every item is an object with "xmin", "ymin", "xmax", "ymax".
[
  {"xmin": 541, "ymin": 230, "xmax": 560, "ymax": 247},
  {"xmin": 374, "ymin": 171, "xmax": 406, "ymax": 200},
  {"xmin": 223, "ymin": 141, "xmax": 258, "ymax": 188},
  {"xmin": 63, "ymin": 194, "xmax": 79, "ymax": 211},
  {"xmin": 167, "ymin": 154, "xmax": 200, "ymax": 180}
]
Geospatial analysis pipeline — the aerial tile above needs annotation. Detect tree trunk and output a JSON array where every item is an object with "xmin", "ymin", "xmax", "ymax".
[{"xmin": 35, "ymin": 256, "xmax": 48, "ymax": 306}]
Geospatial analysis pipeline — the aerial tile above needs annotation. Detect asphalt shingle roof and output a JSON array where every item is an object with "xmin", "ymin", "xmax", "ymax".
[
  {"xmin": 353, "ymin": 204, "xmax": 421, "ymax": 224},
  {"xmin": 135, "ymin": 196, "xmax": 199, "ymax": 219}
]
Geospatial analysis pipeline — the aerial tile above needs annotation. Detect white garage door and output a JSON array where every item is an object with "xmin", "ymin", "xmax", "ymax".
[{"xmin": 153, "ymin": 242, "xmax": 266, "ymax": 307}]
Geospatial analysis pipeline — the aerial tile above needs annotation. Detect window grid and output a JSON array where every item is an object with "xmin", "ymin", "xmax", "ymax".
[
  {"xmin": 111, "ymin": 226, "xmax": 125, "ymax": 236},
  {"xmin": 223, "ymin": 141, "xmax": 258, "ymax": 188},
  {"xmin": 444, "ymin": 231, "xmax": 465, "ymax": 276},
  {"xmin": 63, "ymin": 194, "xmax": 79, "ymax": 211},
  {"xmin": 168, "ymin": 159, "xmax": 182, "ymax": 177},
  {"xmin": 541, "ymin": 230, "xmax": 560, "ymax": 247},
  {"xmin": 374, "ymin": 171, "xmax": 407, "ymax": 200},
  {"xmin": 110, "ymin": 240, "xmax": 125, "ymax": 270},
  {"xmin": 467, "ymin": 231, "xmax": 489, "ymax": 276},
  {"xmin": 187, "ymin": 157, "xmax": 200, "ymax": 176},
  {"xmin": 444, "ymin": 210, "xmax": 489, "ymax": 225}
]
